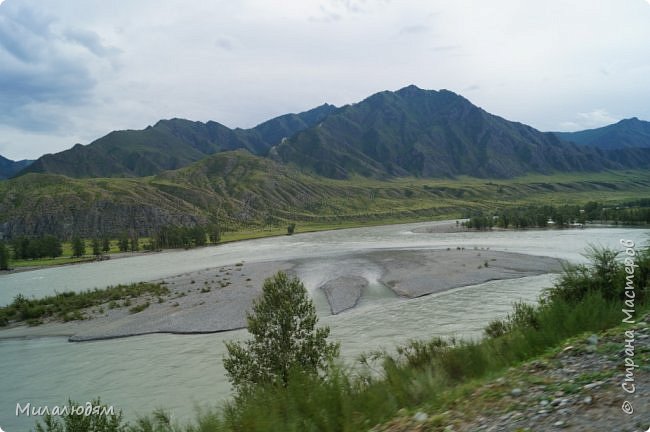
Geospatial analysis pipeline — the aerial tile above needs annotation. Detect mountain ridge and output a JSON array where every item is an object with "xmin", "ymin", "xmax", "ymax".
[
  {"xmin": 17, "ymin": 103, "xmax": 338, "ymax": 179},
  {"xmin": 273, "ymin": 86, "xmax": 650, "ymax": 178},
  {"xmin": 553, "ymin": 117, "xmax": 650, "ymax": 150}
]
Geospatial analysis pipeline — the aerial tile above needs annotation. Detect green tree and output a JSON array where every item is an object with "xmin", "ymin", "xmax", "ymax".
[
  {"xmin": 118, "ymin": 233, "xmax": 129, "ymax": 252},
  {"xmin": 208, "ymin": 224, "xmax": 221, "ymax": 244},
  {"xmin": 92, "ymin": 238, "xmax": 102, "ymax": 257},
  {"xmin": 72, "ymin": 237, "xmax": 86, "ymax": 258},
  {"xmin": 191, "ymin": 226, "xmax": 207, "ymax": 247},
  {"xmin": 42, "ymin": 235, "xmax": 63, "ymax": 258},
  {"xmin": 0, "ymin": 240, "xmax": 10, "ymax": 270},
  {"xmin": 224, "ymin": 271, "xmax": 339, "ymax": 396},
  {"xmin": 130, "ymin": 234, "xmax": 139, "ymax": 252},
  {"xmin": 102, "ymin": 237, "xmax": 111, "ymax": 254}
]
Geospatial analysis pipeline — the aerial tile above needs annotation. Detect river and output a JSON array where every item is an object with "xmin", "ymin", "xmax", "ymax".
[{"xmin": 0, "ymin": 222, "xmax": 646, "ymax": 430}]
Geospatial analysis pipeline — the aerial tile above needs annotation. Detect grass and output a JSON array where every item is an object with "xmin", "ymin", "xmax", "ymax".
[{"xmin": 0, "ymin": 282, "xmax": 168, "ymax": 326}]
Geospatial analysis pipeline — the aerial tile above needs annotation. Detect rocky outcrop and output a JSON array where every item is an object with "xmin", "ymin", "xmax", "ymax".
[{"xmin": 1, "ymin": 200, "xmax": 207, "ymax": 239}]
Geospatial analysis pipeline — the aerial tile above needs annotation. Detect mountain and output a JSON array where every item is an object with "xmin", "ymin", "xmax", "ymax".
[
  {"xmin": 17, "ymin": 104, "xmax": 337, "ymax": 178},
  {"xmin": 553, "ymin": 117, "xmax": 650, "ymax": 150},
  {"xmin": 0, "ymin": 155, "xmax": 33, "ymax": 179},
  {"xmin": 16, "ymin": 86, "xmax": 650, "ymax": 180},
  {"xmin": 272, "ymin": 85, "xmax": 650, "ymax": 179}
]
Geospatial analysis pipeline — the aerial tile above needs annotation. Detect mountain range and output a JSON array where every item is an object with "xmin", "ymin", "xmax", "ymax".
[
  {"xmin": 14, "ymin": 86, "xmax": 650, "ymax": 181},
  {"xmin": 2, "ymin": 85, "xmax": 650, "ymax": 239}
]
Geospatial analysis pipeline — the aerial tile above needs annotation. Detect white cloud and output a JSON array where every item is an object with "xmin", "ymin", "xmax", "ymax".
[{"xmin": 559, "ymin": 109, "xmax": 619, "ymax": 131}]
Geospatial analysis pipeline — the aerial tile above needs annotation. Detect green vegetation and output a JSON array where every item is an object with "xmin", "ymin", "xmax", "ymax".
[
  {"xmin": 72, "ymin": 236, "xmax": 86, "ymax": 258},
  {"xmin": 0, "ymin": 240, "xmax": 9, "ymax": 270},
  {"xmin": 129, "ymin": 302, "xmax": 150, "ymax": 314},
  {"xmin": 224, "ymin": 272, "xmax": 339, "ymax": 397},
  {"xmin": 35, "ymin": 398, "xmax": 126, "ymax": 432},
  {"xmin": 152, "ymin": 225, "xmax": 215, "ymax": 250},
  {"xmin": 0, "ymin": 282, "xmax": 168, "ymax": 327},
  {"xmin": 10, "ymin": 235, "xmax": 62, "ymax": 259},
  {"xmin": 31, "ymin": 245, "xmax": 650, "ymax": 431},
  {"xmin": 464, "ymin": 200, "xmax": 650, "ymax": 230},
  {"xmin": 92, "ymin": 237, "xmax": 102, "ymax": 257}
]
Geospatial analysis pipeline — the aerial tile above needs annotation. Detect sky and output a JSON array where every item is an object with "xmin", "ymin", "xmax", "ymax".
[{"xmin": 1, "ymin": 0, "xmax": 650, "ymax": 161}]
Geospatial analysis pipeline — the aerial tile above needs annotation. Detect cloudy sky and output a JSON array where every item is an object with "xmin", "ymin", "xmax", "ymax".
[{"xmin": 1, "ymin": 0, "xmax": 650, "ymax": 160}]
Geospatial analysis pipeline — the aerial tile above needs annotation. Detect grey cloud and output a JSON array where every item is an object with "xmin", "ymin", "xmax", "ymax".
[
  {"xmin": 63, "ymin": 27, "xmax": 121, "ymax": 57},
  {"xmin": 0, "ymin": 1, "xmax": 113, "ymax": 133},
  {"xmin": 0, "ymin": 6, "xmax": 54, "ymax": 63}
]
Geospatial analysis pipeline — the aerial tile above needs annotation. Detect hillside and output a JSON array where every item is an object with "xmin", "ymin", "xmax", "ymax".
[
  {"xmin": 554, "ymin": 117, "xmax": 650, "ymax": 150},
  {"xmin": 1, "ymin": 148, "xmax": 650, "ymax": 238},
  {"xmin": 0, "ymin": 155, "xmax": 33, "ymax": 179},
  {"xmin": 17, "ymin": 104, "xmax": 337, "ymax": 178},
  {"xmin": 274, "ymin": 85, "xmax": 650, "ymax": 179}
]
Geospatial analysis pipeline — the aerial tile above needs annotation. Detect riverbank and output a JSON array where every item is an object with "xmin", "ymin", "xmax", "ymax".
[
  {"xmin": 374, "ymin": 314, "xmax": 650, "ymax": 431},
  {"xmin": 0, "ymin": 246, "xmax": 562, "ymax": 342}
]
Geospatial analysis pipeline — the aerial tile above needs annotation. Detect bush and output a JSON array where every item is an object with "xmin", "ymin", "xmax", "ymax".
[
  {"xmin": 129, "ymin": 302, "xmax": 150, "ymax": 314},
  {"xmin": 35, "ymin": 398, "xmax": 126, "ymax": 432}
]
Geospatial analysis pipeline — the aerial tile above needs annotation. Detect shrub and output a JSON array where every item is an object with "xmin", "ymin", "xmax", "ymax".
[{"xmin": 34, "ymin": 398, "xmax": 126, "ymax": 432}]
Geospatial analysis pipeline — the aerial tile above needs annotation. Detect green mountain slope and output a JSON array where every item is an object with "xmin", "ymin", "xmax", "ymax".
[
  {"xmin": 17, "ymin": 104, "xmax": 337, "ymax": 178},
  {"xmin": 554, "ymin": 117, "xmax": 650, "ymax": 150},
  {"xmin": 274, "ymin": 85, "xmax": 650, "ymax": 179},
  {"xmin": 2, "ymin": 149, "xmax": 649, "ymax": 239}
]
